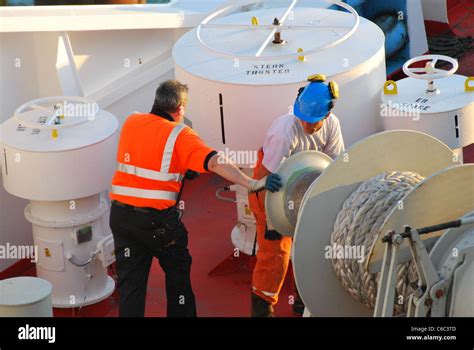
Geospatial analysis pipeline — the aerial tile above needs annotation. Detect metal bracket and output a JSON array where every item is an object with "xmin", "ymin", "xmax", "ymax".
[
  {"xmin": 407, "ymin": 225, "xmax": 441, "ymax": 317},
  {"xmin": 429, "ymin": 278, "xmax": 452, "ymax": 317},
  {"xmin": 374, "ymin": 230, "xmax": 403, "ymax": 317},
  {"xmin": 374, "ymin": 216, "xmax": 474, "ymax": 317}
]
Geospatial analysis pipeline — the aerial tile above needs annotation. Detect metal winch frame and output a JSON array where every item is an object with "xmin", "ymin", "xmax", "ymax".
[{"xmin": 375, "ymin": 214, "xmax": 474, "ymax": 317}]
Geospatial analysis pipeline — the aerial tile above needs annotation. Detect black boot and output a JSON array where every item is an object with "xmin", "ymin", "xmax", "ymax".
[
  {"xmin": 251, "ymin": 293, "xmax": 275, "ymax": 317},
  {"xmin": 292, "ymin": 291, "xmax": 305, "ymax": 316}
]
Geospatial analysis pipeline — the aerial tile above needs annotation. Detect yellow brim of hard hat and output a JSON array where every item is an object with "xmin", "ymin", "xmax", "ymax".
[{"xmin": 307, "ymin": 74, "xmax": 326, "ymax": 83}]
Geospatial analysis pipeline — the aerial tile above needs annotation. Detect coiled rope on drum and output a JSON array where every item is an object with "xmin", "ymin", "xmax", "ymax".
[{"xmin": 331, "ymin": 171, "xmax": 423, "ymax": 313}]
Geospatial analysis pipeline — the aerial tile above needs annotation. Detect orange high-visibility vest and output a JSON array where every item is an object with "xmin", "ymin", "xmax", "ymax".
[{"xmin": 110, "ymin": 113, "xmax": 215, "ymax": 210}]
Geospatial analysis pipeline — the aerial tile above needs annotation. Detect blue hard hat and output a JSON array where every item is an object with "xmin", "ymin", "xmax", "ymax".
[{"xmin": 293, "ymin": 81, "xmax": 335, "ymax": 123}]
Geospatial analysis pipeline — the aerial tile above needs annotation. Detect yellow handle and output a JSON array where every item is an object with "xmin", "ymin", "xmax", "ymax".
[
  {"xmin": 465, "ymin": 77, "xmax": 474, "ymax": 92},
  {"xmin": 251, "ymin": 16, "xmax": 259, "ymax": 26},
  {"xmin": 51, "ymin": 129, "xmax": 59, "ymax": 139},
  {"xmin": 384, "ymin": 80, "xmax": 398, "ymax": 95},
  {"xmin": 297, "ymin": 48, "xmax": 305, "ymax": 62}
]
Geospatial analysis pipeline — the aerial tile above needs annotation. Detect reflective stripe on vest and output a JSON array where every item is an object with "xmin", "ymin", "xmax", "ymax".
[
  {"xmin": 117, "ymin": 163, "xmax": 183, "ymax": 182},
  {"xmin": 111, "ymin": 185, "xmax": 178, "ymax": 201},
  {"xmin": 161, "ymin": 124, "xmax": 186, "ymax": 173},
  {"xmin": 111, "ymin": 123, "xmax": 187, "ymax": 200}
]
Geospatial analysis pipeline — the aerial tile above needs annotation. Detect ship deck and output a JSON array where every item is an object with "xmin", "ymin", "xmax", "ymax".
[{"xmin": 2, "ymin": 0, "xmax": 473, "ymax": 318}]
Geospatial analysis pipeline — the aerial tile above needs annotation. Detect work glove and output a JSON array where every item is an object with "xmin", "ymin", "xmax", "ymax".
[
  {"xmin": 265, "ymin": 226, "xmax": 283, "ymax": 241},
  {"xmin": 248, "ymin": 173, "xmax": 282, "ymax": 193}
]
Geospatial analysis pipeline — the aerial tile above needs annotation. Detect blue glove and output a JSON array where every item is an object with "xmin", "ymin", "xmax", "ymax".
[
  {"xmin": 265, "ymin": 173, "xmax": 282, "ymax": 193},
  {"xmin": 248, "ymin": 173, "xmax": 283, "ymax": 193}
]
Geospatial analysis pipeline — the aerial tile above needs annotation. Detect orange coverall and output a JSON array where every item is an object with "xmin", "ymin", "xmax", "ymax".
[{"xmin": 248, "ymin": 148, "xmax": 292, "ymax": 305}]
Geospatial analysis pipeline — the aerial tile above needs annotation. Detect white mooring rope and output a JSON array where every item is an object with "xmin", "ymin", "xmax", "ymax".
[{"xmin": 331, "ymin": 171, "xmax": 424, "ymax": 313}]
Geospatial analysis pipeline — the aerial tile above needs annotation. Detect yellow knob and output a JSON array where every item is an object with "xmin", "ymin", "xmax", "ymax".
[
  {"xmin": 465, "ymin": 77, "xmax": 474, "ymax": 92},
  {"xmin": 252, "ymin": 16, "xmax": 259, "ymax": 26},
  {"xmin": 383, "ymin": 80, "xmax": 398, "ymax": 95},
  {"xmin": 51, "ymin": 129, "xmax": 59, "ymax": 139}
]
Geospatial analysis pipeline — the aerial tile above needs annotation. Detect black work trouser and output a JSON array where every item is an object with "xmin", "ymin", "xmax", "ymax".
[{"xmin": 110, "ymin": 202, "xmax": 196, "ymax": 317}]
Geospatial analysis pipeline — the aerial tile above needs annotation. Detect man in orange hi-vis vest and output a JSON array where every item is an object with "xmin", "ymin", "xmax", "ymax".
[{"xmin": 109, "ymin": 80, "xmax": 282, "ymax": 317}]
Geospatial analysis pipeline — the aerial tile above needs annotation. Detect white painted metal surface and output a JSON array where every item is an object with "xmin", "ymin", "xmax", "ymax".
[
  {"xmin": 0, "ymin": 1, "xmax": 225, "ymax": 32},
  {"xmin": 0, "ymin": 97, "xmax": 118, "ymax": 307},
  {"xmin": 0, "ymin": 1, "xmax": 229, "ymax": 124},
  {"xmin": 292, "ymin": 130, "xmax": 455, "ymax": 316},
  {"xmin": 449, "ymin": 245, "xmax": 474, "ymax": 316},
  {"xmin": 421, "ymin": 0, "xmax": 448, "ymax": 23},
  {"xmin": 381, "ymin": 55, "xmax": 474, "ymax": 155},
  {"xmin": 430, "ymin": 212, "xmax": 474, "ymax": 316},
  {"xmin": 0, "ymin": 277, "xmax": 53, "ymax": 317},
  {"xmin": 1, "ymin": 97, "xmax": 118, "ymax": 201},
  {"xmin": 230, "ymin": 169, "xmax": 258, "ymax": 256},
  {"xmin": 231, "ymin": 225, "xmax": 256, "ymax": 256},
  {"xmin": 25, "ymin": 196, "xmax": 115, "ymax": 308},
  {"xmin": 195, "ymin": 1, "xmax": 360, "ymax": 61},
  {"xmin": 406, "ymin": 0, "xmax": 429, "ymax": 59},
  {"xmin": 174, "ymin": 1, "xmax": 386, "ymax": 153}
]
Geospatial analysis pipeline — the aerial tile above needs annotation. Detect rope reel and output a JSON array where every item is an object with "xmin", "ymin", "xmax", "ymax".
[
  {"xmin": 271, "ymin": 157, "xmax": 424, "ymax": 313},
  {"xmin": 331, "ymin": 171, "xmax": 423, "ymax": 313},
  {"xmin": 284, "ymin": 167, "xmax": 323, "ymax": 228},
  {"xmin": 265, "ymin": 151, "xmax": 332, "ymax": 236},
  {"xmin": 289, "ymin": 130, "xmax": 461, "ymax": 316},
  {"xmin": 266, "ymin": 131, "xmax": 471, "ymax": 315}
]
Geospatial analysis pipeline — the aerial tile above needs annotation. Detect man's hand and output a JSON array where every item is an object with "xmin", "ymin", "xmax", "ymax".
[{"xmin": 248, "ymin": 173, "xmax": 282, "ymax": 193}]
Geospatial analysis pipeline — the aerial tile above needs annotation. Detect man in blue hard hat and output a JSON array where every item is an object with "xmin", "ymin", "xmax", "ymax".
[{"xmin": 248, "ymin": 74, "xmax": 345, "ymax": 317}]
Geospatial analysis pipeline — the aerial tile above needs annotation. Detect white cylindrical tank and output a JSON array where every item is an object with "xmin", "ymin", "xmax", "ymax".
[
  {"xmin": 381, "ymin": 55, "xmax": 474, "ymax": 162},
  {"xmin": 173, "ymin": 1, "xmax": 386, "ymax": 154},
  {"xmin": 0, "ymin": 96, "xmax": 118, "ymax": 308},
  {"xmin": 0, "ymin": 277, "xmax": 53, "ymax": 317}
]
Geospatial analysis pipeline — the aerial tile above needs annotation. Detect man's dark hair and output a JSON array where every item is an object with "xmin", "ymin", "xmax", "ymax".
[{"xmin": 152, "ymin": 80, "xmax": 188, "ymax": 113}]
